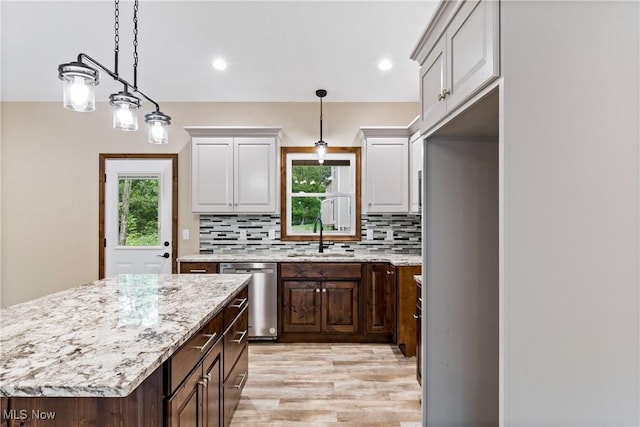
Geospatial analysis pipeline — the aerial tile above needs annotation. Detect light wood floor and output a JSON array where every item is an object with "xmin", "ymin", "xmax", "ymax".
[{"xmin": 230, "ymin": 343, "xmax": 422, "ymax": 427}]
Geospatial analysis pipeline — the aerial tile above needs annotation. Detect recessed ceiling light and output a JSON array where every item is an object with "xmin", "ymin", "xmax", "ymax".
[
  {"xmin": 212, "ymin": 59, "xmax": 227, "ymax": 71},
  {"xmin": 378, "ymin": 59, "xmax": 393, "ymax": 71}
]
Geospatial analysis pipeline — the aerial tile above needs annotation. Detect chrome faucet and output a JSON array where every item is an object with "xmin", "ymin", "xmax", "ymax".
[{"xmin": 313, "ymin": 215, "xmax": 326, "ymax": 253}]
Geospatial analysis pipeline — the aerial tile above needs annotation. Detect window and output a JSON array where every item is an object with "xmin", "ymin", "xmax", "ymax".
[
  {"xmin": 281, "ymin": 147, "xmax": 361, "ymax": 241},
  {"xmin": 118, "ymin": 175, "xmax": 160, "ymax": 246}
]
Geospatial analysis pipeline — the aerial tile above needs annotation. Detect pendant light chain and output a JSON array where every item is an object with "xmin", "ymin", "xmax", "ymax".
[
  {"xmin": 114, "ymin": 0, "xmax": 120, "ymax": 75},
  {"xmin": 133, "ymin": 0, "xmax": 139, "ymax": 89}
]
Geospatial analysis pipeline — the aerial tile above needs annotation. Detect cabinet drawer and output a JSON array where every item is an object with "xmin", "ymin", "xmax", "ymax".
[
  {"xmin": 224, "ymin": 307, "xmax": 249, "ymax": 380},
  {"xmin": 169, "ymin": 311, "xmax": 223, "ymax": 394},
  {"xmin": 179, "ymin": 262, "xmax": 218, "ymax": 274},
  {"xmin": 223, "ymin": 286, "xmax": 249, "ymax": 329},
  {"xmin": 280, "ymin": 263, "xmax": 362, "ymax": 279},
  {"xmin": 223, "ymin": 345, "xmax": 249, "ymax": 427}
]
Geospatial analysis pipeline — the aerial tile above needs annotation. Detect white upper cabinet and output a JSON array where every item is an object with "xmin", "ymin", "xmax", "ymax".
[
  {"xmin": 192, "ymin": 138, "xmax": 235, "ymax": 212},
  {"xmin": 361, "ymin": 128, "xmax": 410, "ymax": 213},
  {"xmin": 186, "ymin": 127, "xmax": 280, "ymax": 214},
  {"xmin": 234, "ymin": 138, "xmax": 277, "ymax": 212},
  {"xmin": 412, "ymin": 0, "xmax": 500, "ymax": 134}
]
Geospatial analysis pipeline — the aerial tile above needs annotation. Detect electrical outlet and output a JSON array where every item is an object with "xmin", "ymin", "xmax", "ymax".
[
  {"xmin": 182, "ymin": 229, "xmax": 190, "ymax": 240},
  {"xmin": 386, "ymin": 229, "xmax": 394, "ymax": 241},
  {"xmin": 269, "ymin": 229, "xmax": 276, "ymax": 240},
  {"xmin": 366, "ymin": 229, "xmax": 374, "ymax": 240},
  {"xmin": 239, "ymin": 229, "xmax": 247, "ymax": 240}
]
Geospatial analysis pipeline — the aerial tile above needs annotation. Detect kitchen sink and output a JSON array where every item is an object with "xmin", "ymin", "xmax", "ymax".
[{"xmin": 286, "ymin": 252, "xmax": 355, "ymax": 258}]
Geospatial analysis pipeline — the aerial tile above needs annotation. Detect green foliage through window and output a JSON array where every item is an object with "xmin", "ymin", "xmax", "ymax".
[
  {"xmin": 118, "ymin": 177, "xmax": 160, "ymax": 246},
  {"xmin": 291, "ymin": 165, "xmax": 331, "ymax": 229}
]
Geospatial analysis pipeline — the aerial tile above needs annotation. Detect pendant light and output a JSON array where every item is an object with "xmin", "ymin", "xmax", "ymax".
[
  {"xmin": 57, "ymin": 0, "xmax": 170, "ymax": 143},
  {"xmin": 315, "ymin": 89, "xmax": 328, "ymax": 164}
]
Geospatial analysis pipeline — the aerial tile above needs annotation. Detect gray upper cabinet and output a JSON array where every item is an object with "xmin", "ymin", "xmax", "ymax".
[{"xmin": 412, "ymin": 0, "xmax": 500, "ymax": 134}]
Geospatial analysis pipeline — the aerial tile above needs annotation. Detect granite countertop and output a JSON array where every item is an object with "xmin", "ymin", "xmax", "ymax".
[
  {"xmin": 179, "ymin": 253, "xmax": 422, "ymax": 267},
  {"xmin": 0, "ymin": 273, "xmax": 250, "ymax": 398}
]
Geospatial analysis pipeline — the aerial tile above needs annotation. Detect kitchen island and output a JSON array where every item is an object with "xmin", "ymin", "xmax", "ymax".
[{"xmin": 0, "ymin": 273, "xmax": 250, "ymax": 426}]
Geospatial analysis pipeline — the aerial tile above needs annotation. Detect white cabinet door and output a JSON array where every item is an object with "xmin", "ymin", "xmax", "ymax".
[
  {"xmin": 234, "ymin": 138, "xmax": 276, "ymax": 213},
  {"xmin": 192, "ymin": 138, "xmax": 234, "ymax": 212},
  {"xmin": 410, "ymin": 133, "xmax": 423, "ymax": 214},
  {"xmin": 366, "ymin": 137, "xmax": 409, "ymax": 213},
  {"xmin": 420, "ymin": 36, "xmax": 448, "ymax": 131},
  {"xmin": 415, "ymin": 0, "xmax": 499, "ymax": 135},
  {"xmin": 445, "ymin": 0, "xmax": 500, "ymax": 110}
]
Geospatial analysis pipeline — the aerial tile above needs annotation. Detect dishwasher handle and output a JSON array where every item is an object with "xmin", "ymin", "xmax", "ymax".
[{"xmin": 224, "ymin": 268, "xmax": 275, "ymax": 274}]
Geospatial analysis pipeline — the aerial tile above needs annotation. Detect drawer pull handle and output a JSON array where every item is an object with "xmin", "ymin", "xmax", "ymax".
[
  {"xmin": 233, "ymin": 373, "xmax": 248, "ymax": 389},
  {"xmin": 413, "ymin": 314, "xmax": 421, "ymax": 320},
  {"xmin": 193, "ymin": 333, "xmax": 217, "ymax": 352},
  {"xmin": 231, "ymin": 330, "xmax": 248, "ymax": 344},
  {"xmin": 418, "ymin": 297, "xmax": 423, "ymax": 303},
  {"xmin": 230, "ymin": 297, "xmax": 247, "ymax": 308},
  {"xmin": 189, "ymin": 269, "xmax": 207, "ymax": 273}
]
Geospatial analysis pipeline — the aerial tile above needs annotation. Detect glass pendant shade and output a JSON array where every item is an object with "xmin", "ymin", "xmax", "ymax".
[
  {"xmin": 315, "ymin": 140, "xmax": 328, "ymax": 164},
  {"xmin": 58, "ymin": 62, "xmax": 99, "ymax": 112},
  {"xmin": 110, "ymin": 91, "xmax": 141, "ymax": 131},
  {"xmin": 145, "ymin": 111, "xmax": 171, "ymax": 144}
]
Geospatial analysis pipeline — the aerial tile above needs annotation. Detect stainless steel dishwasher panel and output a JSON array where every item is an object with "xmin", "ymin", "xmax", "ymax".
[{"xmin": 219, "ymin": 262, "xmax": 278, "ymax": 340}]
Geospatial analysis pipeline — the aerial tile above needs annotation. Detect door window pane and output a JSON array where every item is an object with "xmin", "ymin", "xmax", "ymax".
[{"xmin": 118, "ymin": 176, "xmax": 160, "ymax": 246}]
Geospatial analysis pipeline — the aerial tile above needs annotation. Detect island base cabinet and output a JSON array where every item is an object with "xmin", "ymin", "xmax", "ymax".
[
  {"xmin": 223, "ymin": 345, "xmax": 248, "ymax": 427},
  {"xmin": 167, "ymin": 338, "xmax": 224, "ymax": 427},
  {"xmin": 4, "ymin": 367, "xmax": 163, "ymax": 427}
]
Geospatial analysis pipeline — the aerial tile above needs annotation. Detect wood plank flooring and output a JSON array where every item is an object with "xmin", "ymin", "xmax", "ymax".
[{"xmin": 230, "ymin": 343, "xmax": 422, "ymax": 427}]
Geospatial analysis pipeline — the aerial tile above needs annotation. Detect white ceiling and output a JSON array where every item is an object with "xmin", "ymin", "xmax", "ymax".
[{"xmin": 1, "ymin": 1, "xmax": 438, "ymax": 103}]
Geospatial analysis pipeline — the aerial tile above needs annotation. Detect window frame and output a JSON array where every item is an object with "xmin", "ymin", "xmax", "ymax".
[{"xmin": 280, "ymin": 146, "xmax": 361, "ymax": 242}]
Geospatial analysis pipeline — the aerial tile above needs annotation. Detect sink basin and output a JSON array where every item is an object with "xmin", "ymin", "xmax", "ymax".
[{"xmin": 286, "ymin": 252, "xmax": 355, "ymax": 258}]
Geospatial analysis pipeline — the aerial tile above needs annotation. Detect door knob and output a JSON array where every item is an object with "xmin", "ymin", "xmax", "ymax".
[{"xmin": 157, "ymin": 252, "xmax": 170, "ymax": 259}]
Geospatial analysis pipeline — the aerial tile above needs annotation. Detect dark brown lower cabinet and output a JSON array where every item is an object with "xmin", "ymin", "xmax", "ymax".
[
  {"xmin": 323, "ymin": 281, "xmax": 359, "ymax": 333},
  {"xmin": 282, "ymin": 281, "xmax": 321, "ymax": 333},
  {"xmin": 416, "ymin": 279, "xmax": 422, "ymax": 386},
  {"xmin": 223, "ymin": 345, "xmax": 248, "ymax": 427},
  {"xmin": 168, "ymin": 338, "xmax": 223, "ymax": 427},
  {"xmin": 281, "ymin": 278, "xmax": 358, "ymax": 336},
  {"xmin": 364, "ymin": 264, "xmax": 396, "ymax": 339}
]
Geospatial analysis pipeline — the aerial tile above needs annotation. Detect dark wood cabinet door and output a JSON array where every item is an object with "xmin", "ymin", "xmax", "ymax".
[
  {"xmin": 322, "ymin": 281, "xmax": 359, "ymax": 333},
  {"xmin": 416, "ymin": 280, "xmax": 422, "ymax": 386},
  {"xmin": 203, "ymin": 340, "xmax": 223, "ymax": 427},
  {"xmin": 365, "ymin": 264, "xmax": 396, "ymax": 336},
  {"xmin": 282, "ymin": 281, "xmax": 322, "ymax": 333},
  {"xmin": 168, "ymin": 366, "xmax": 202, "ymax": 427}
]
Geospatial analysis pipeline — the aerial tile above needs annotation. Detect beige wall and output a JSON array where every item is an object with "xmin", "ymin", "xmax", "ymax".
[{"xmin": 0, "ymin": 101, "xmax": 418, "ymax": 307}]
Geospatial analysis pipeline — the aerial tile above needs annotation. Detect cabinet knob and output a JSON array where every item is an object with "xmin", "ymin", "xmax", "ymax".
[
  {"xmin": 322, "ymin": 288, "xmax": 327, "ymax": 293},
  {"xmin": 413, "ymin": 314, "xmax": 421, "ymax": 320},
  {"xmin": 316, "ymin": 288, "xmax": 320, "ymax": 293}
]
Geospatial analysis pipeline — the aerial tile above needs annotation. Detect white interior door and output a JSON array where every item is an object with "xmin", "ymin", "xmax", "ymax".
[{"xmin": 105, "ymin": 159, "xmax": 173, "ymax": 277}]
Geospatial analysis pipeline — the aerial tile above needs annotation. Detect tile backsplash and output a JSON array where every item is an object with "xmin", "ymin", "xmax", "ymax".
[{"xmin": 199, "ymin": 214, "xmax": 421, "ymax": 254}]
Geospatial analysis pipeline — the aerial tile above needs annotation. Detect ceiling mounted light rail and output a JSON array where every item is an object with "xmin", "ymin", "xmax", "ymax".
[
  {"xmin": 57, "ymin": 0, "xmax": 171, "ymax": 144},
  {"xmin": 314, "ymin": 89, "xmax": 328, "ymax": 164}
]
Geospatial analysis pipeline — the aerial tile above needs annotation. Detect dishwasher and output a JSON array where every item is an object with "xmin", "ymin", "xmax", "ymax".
[{"xmin": 219, "ymin": 262, "xmax": 278, "ymax": 340}]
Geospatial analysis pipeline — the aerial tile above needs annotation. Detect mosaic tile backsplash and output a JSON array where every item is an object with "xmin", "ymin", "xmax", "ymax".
[{"xmin": 199, "ymin": 214, "xmax": 421, "ymax": 254}]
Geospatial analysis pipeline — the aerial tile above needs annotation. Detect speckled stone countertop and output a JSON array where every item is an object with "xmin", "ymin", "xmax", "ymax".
[
  {"xmin": 0, "ymin": 273, "xmax": 250, "ymax": 398},
  {"xmin": 179, "ymin": 253, "xmax": 422, "ymax": 267}
]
